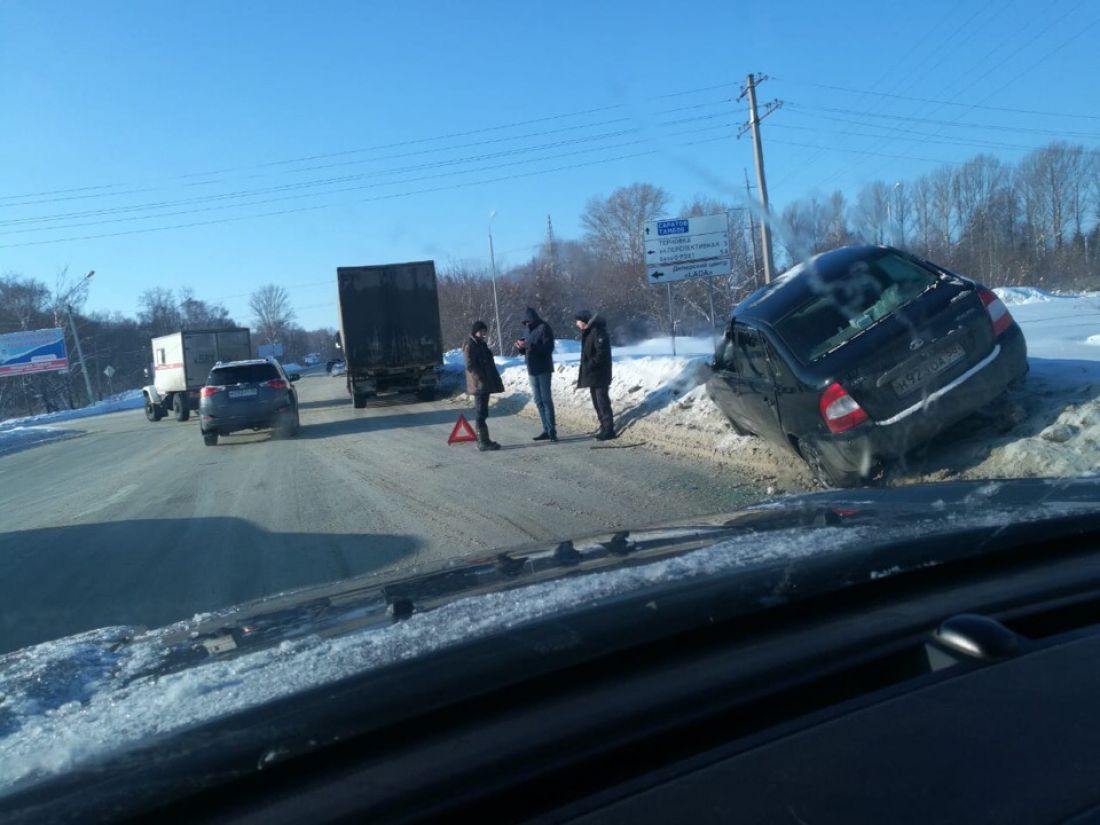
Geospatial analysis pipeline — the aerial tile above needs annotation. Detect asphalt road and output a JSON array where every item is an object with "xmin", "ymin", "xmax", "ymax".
[{"xmin": 0, "ymin": 370, "xmax": 758, "ymax": 654}]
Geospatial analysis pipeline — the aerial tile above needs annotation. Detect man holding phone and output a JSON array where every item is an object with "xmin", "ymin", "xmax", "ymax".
[{"xmin": 515, "ymin": 306, "xmax": 557, "ymax": 442}]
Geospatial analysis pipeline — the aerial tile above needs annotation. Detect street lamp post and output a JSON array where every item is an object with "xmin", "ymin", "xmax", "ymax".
[
  {"xmin": 60, "ymin": 270, "xmax": 97, "ymax": 406},
  {"xmin": 488, "ymin": 211, "xmax": 505, "ymax": 357}
]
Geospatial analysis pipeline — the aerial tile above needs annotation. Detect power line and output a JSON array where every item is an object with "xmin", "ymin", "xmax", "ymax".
[
  {"xmin": 774, "ymin": 78, "xmax": 1100, "ymax": 121},
  {"xmin": 771, "ymin": 0, "xmax": 1004, "ymax": 190},
  {"xmin": 784, "ymin": 103, "xmax": 1100, "ymax": 140},
  {"xmin": 0, "ymin": 81, "xmax": 742, "ymax": 203},
  {"xmin": 770, "ymin": 121, "xmax": 1042, "ymax": 153},
  {"xmin": 0, "ymin": 123, "xmax": 737, "ymax": 238},
  {"xmin": 0, "ymin": 134, "xmax": 734, "ymax": 250},
  {"xmin": 817, "ymin": 0, "xmax": 1092, "ymax": 190},
  {"xmin": 0, "ymin": 110, "xmax": 737, "ymax": 228},
  {"xmin": 768, "ymin": 139, "xmax": 966, "ymax": 166}
]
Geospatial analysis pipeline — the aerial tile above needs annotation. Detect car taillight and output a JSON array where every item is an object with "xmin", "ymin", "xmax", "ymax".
[
  {"xmin": 820, "ymin": 382, "xmax": 870, "ymax": 433},
  {"xmin": 200, "ymin": 386, "xmax": 224, "ymax": 398},
  {"xmin": 263, "ymin": 379, "xmax": 288, "ymax": 389},
  {"xmin": 978, "ymin": 288, "xmax": 1014, "ymax": 337}
]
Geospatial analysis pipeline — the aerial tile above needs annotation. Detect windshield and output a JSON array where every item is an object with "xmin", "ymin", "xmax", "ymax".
[
  {"xmin": 208, "ymin": 363, "xmax": 280, "ymax": 385},
  {"xmin": 0, "ymin": 0, "xmax": 1097, "ymax": 809},
  {"xmin": 774, "ymin": 252, "xmax": 939, "ymax": 362}
]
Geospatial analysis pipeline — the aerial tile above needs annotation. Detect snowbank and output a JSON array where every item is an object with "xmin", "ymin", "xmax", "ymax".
[
  {"xmin": 0, "ymin": 389, "xmax": 143, "ymax": 430},
  {"xmin": 0, "ymin": 426, "xmax": 85, "ymax": 457},
  {"xmin": 444, "ymin": 292, "xmax": 1100, "ymax": 489}
]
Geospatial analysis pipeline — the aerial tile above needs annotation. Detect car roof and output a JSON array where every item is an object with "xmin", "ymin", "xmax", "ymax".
[
  {"xmin": 734, "ymin": 244, "xmax": 896, "ymax": 326},
  {"xmin": 210, "ymin": 358, "xmax": 280, "ymax": 369}
]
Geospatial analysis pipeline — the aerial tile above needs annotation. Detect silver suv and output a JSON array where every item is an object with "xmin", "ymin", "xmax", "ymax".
[{"xmin": 199, "ymin": 359, "xmax": 301, "ymax": 446}]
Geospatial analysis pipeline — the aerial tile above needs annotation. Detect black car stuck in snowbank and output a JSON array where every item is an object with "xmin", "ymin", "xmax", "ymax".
[{"xmin": 707, "ymin": 245, "xmax": 1029, "ymax": 487}]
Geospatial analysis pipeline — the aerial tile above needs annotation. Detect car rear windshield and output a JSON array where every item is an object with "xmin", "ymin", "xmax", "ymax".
[
  {"xmin": 208, "ymin": 363, "xmax": 280, "ymax": 385},
  {"xmin": 774, "ymin": 253, "xmax": 939, "ymax": 363}
]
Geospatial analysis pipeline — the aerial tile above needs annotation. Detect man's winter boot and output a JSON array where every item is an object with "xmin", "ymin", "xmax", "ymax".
[{"xmin": 478, "ymin": 425, "xmax": 501, "ymax": 451}]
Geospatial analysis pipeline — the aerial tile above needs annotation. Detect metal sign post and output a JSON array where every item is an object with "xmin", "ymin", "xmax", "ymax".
[{"xmin": 667, "ymin": 283, "xmax": 676, "ymax": 357}]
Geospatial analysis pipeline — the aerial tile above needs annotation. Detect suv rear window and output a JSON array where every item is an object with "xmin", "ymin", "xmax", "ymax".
[
  {"xmin": 208, "ymin": 363, "xmax": 280, "ymax": 385},
  {"xmin": 774, "ymin": 253, "xmax": 938, "ymax": 362}
]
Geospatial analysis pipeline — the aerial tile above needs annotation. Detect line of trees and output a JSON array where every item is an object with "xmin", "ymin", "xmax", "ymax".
[{"xmin": 440, "ymin": 140, "xmax": 1100, "ymax": 351}]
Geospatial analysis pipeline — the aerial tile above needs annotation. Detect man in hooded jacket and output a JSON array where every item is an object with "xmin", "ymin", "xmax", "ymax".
[
  {"xmin": 575, "ymin": 310, "xmax": 615, "ymax": 440},
  {"xmin": 515, "ymin": 307, "xmax": 557, "ymax": 442},
  {"xmin": 464, "ymin": 321, "xmax": 504, "ymax": 451}
]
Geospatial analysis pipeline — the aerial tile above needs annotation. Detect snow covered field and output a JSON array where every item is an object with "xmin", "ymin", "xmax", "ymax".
[{"xmin": 446, "ymin": 287, "xmax": 1100, "ymax": 489}]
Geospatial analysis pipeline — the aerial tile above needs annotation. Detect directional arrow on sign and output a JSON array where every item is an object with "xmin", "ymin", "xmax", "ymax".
[{"xmin": 650, "ymin": 270, "xmax": 665, "ymax": 280}]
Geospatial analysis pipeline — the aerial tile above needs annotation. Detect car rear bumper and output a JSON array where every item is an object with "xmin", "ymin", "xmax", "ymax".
[
  {"xmin": 813, "ymin": 325, "xmax": 1028, "ymax": 474},
  {"xmin": 200, "ymin": 400, "xmax": 293, "ymax": 434}
]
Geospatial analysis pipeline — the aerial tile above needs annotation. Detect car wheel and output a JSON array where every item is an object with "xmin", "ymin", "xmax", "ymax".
[
  {"xmin": 173, "ymin": 394, "xmax": 190, "ymax": 422},
  {"xmin": 352, "ymin": 394, "xmax": 368, "ymax": 409},
  {"xmin": 799, "ymin": 439, "xmax": 863, "ymax": 489},
  {"xmin": 202, "ymin": 431, "xmax": 218, "ymax": 446},
  {"xmin": 289, "ymin": 409, "xmax": 301, "ymax": 437},
  {"xmin": 144, "ymin": 396, "xmax": 164, "ymax": 422},
  {"xmin": 416, "ymin": 387, "xmax": 436, "ymax": 402}
]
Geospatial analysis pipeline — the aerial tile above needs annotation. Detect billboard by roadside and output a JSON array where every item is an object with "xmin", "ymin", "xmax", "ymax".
[{"xmin": 0, "ymin": 328, "xmax": 69, "ymax": 378}]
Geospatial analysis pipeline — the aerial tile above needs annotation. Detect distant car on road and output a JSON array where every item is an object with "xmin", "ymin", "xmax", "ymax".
[
  {"xmin": 199, "ymin": 359, "xmax": 301, "ymax": 446},
  {"xmin": 707, "ymin": 245, "xmax": 1028, "ymax": 487}
]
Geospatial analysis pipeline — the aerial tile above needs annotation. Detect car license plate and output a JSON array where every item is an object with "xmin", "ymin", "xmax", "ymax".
[
  {"xmin": 228, "ymin": 388, "xmax": 258, "ymax": 399},
  {"xmin": 892, "ymin": 343, "xmax": 966, "ymax": 397}
]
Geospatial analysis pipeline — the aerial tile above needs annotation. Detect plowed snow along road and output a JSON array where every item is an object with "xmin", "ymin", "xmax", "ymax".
[{"xmin": 0, "ymin": 370, "xmax": 760, "ymax": 655}]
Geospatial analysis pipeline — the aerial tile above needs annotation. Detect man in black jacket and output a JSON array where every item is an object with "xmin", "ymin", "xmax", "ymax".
[
  {"xmin": 515, "ymin": 307, "xmax": 557, "ymax": 442},
  {"xmin": 463, "ymin": 321, "xmax": 504, "ymax": 451},
  {"xmin": 575, "ymin": 310, "xmax": 615, "ymax": 440}
]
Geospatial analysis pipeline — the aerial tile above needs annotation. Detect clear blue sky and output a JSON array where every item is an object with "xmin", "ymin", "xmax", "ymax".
[{"xmin": 1, "ymin": 0, "xmax": 1097, "ymax": 329}]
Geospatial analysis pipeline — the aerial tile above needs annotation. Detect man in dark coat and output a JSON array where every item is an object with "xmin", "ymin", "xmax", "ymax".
[
  {"xmin": 514, "ymin": 306, "xmax": 557, "ymax": 442},
  {"xmin": 575, "ymin": 310, "xmax": 615, "ymax": 440},
  {"xmin": 463, "ymin": 321, "xmax": 504, "ymax": 451}
]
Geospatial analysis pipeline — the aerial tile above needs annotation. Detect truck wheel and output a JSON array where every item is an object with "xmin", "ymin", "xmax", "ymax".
[
  {"xmin": 145, "ymin": 395, "xmax": 164, "ymax": 422},
  {"xmin": 416, "ymin": 387, "xmax": 436, "ymax": 402},
  {"xmin": 352, "ymin": 394, "xmax": 368, "ymax": 409},
  {"xmin": 173, "ymin": 394, "xmax": 190, "ymax": 422},
  {"xmin": 203, "ymin": 431, "xmax": 218, "ymax": 446}
]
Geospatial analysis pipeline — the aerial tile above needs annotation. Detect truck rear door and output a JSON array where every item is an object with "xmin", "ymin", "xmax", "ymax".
[
  {"xmin": 214, "ymin": 330, "xmax": 252, "ymax": 364},
  {"xmin": 182, "ymin": 332, "xmax": 219, "ymax": 389}
]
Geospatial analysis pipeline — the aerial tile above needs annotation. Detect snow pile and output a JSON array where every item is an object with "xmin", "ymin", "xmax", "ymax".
[
  {"xmin": 994, "ymin": 286, "xmax": 1065, "ymax": 305},
  {"xmin": 0, "ymin": 389, "xmax": 143, "ymax": 430},
  {"xmin": 0, "ymin": 426, "xmax": 85, "ymax": 456}
]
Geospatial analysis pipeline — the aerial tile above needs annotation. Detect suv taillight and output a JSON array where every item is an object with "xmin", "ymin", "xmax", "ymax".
[
  {"xmin": 820, "ymin": 382, "xmax": 869, "ymax": 433},
  {"xmin": 978, "ymin": 288, "xmax": 1014, "ymax": 337},
  {"xmin": 263, "ymin": 378, "xmax": 288, "ymax": 390},
  {"xmin": 200, "ymin": 386, "xmax": 224, "ymax": 398}
]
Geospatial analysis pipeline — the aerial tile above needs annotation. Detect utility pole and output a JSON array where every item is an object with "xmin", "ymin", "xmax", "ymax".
[
  {"xmin": 487, "ymin": 212, "xmax": 505, "ymax": 357},
  {"xmin": 59, "ymin": 270, "xmax": 97, "ymax": 406},
  {"xmin": 744, "ymin": 169, "xmax": 761, "ymax": 288},
  {"xmin": 739, "ymin": 74, "xmax": 781, "ymax": 283}
]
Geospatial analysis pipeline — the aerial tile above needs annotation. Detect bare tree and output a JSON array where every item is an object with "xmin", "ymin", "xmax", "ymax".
[
  {"xmin": 851, "ymin": 181, "xmax": 892, "ymax": 244},
  {"xmin": 581, "ymin": 182, "xmax": 671, "ymax": 266},
  {"xmin": 179, "ymin": 288, "xmax": 236, "ymax": 329},
  {"xmin": 137, "ymin": 287, "xmax": 183, "ymax": 336},
  {"xmin": 249, "ymin": 284, "xmax": 296, "ymax": 345}
]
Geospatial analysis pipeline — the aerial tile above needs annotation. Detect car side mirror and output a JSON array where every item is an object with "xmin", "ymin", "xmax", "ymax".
[{"xmin": 289, "ymin": 374, "xmax": 301, "ymax": 382}]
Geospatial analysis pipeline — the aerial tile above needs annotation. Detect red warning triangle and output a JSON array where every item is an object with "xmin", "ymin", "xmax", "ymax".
[{"xmin": 447, "ymin": 414, "xmax": 478, "ymax": 445}]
